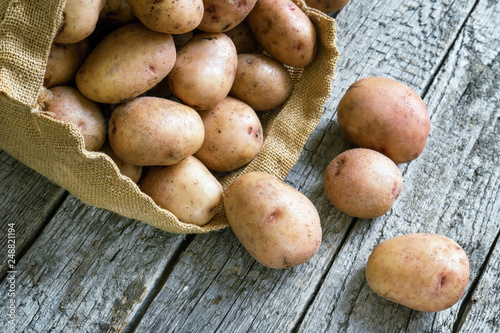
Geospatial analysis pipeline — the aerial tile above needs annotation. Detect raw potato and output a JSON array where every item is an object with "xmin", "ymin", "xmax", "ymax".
[
  {"xmin": 44, "ymin": 40, "xmax": 90, "ymax": 88},
  {"xmin": 337, "ymin": 77, "xmax": 431, "ymax": 164},
  {"xmin": 55, "ymin": 0, "xmax": 105, "ymax": 43},
  {"xmin": 304, "ymin": 0, "xmax": 350, "ymax": 13},
  {"xmin": 76, "ymin": 23, "xmax": 176, "ymax": 104},
  {"xmin": 168, "ymin": 32, "xmax": 238, "ymax": 111},
  {"xmin": 128, "ymin": 0, "xmax": 203, "ymax": 34},
  {"xmin": 246, "ymin": 0, "xmax": 317, "ymax": 67},
  {"xmin": 140, "ymin": 156, "xmax": 223, "ymax": 226},
  {"xmin": 108, "ymin": 96, "xmax": 204, "ymax": 166},
  {"xmin": 44, "ymin": 86, "xmax": 106, "ymax": 151},
  {"xmin": 224, "ymin": 21, "xmax": 263, "ymax": 54},
  {"xmin": 323, "ymin": 148, "xmax": 403, "ymax": 219},
  {"xmin": 225, "ymin": 171, "xmax": 322, "ymax": 269},
  {"xmin": 100, "ymin": 141, "xmax": 143, "ymax": 183},
  {"xmin": 99, "ymin": 0, "xmax": 137, "ymax": 26},
  {"xmin": 198, "ymin": 0, "xmax": 257, "ymax": 32},
  {"xmin": 366, "ymin": 233, "xmax": 470, "ymax": 312},
  {"xmin": 195, "ymin": 97, "xmax": 263, "ymax": 172},
  {"xmin": 230, "ymin": 53, "xmax": 294, "ymax": 111}
]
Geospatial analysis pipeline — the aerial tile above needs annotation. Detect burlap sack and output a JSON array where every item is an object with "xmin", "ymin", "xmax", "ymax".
[{"xmin": 0, "ymin": 0, "xmax": 338, "ymax": 233}]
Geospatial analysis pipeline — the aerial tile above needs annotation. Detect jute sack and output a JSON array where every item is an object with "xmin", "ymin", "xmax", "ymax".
[{"xmin": 0, "ymin": 0, "xmax": 338, "ymax": 233}]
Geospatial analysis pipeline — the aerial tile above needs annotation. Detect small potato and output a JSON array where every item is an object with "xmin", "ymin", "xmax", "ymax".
[
  {"xmin": 337, "ymin": 77, "xmax": 431, "ymax": 164},
  {"xmin": 323, "ymin": 148, "xmax": 403, "ymax": 218},
  {"xmin": 168, "ymin": 32, "xmax": 238, "ymax": 111},
  {"xmin": 55, "ymin": 0, "xmax": 105, "ymax": 43},
  {"xmin": 140, "ymin": 156, "xmax": 223, "ymax": 226},
  {"xmin": 76, "ymin": 23, "xmax": 176, "ymax": 104},
  {"xmin": 100, "ymin": 141, "xmax": 143, "ymax": 183},
  {"xmin": 195, "ymin": 97, "xmax": 263, "ymax": 172},
  {"xmin": 230, "ymin": 53, "xmax": 294, "ymax": 111},
  {"xmin": 128, "ymin": 0, "xmax": 203, "ymax": 34},
  {"xmin": 246, "ymin": 0, "xmax": 317, "ymax": 67},
  {"xmin": 304, "ymin": 0, "xmax": 350, "ymax": 13},
  {"xmin": 44, "ymin": 40, "xmax": 90, "ymax": 88},
  {"xmin": 224, "ymin": 21, "xmax": 263, "ymax": 54},
  {"xmin": 99, "ymin": 0, "xmax": 137, "ymax": 26},
  {"xmin": 224, "ymin": 171, "xmax": 322, "ymax": 269},
  {"xmin": 44, "ymin": 86, "xmax": 106, "ymax": 151},
  {"xmin": 108, "ymin": 96, "xmax": 204, "ymax": 166},
  {"xmin": 198, "ymin": 0, "xmax": 257, "ymax": 32},
  {"xmin": 366, "ymin": 233, "xmax": 470, "ymax": 312}
]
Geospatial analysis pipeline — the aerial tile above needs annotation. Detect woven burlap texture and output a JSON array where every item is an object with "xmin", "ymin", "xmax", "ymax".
[{"xmin": 0, "ymin": 0, "xmax": 338, "ymax": 233}]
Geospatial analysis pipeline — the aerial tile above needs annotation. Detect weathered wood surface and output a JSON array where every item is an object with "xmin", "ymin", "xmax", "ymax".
[{"xmin": 0, "ymin": 0, "xmax": 499, "ymax": 332}]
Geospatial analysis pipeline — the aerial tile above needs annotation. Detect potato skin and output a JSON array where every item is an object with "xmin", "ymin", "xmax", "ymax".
[
  {"xmin": 108, "ymin": 97, "xmax": 204, "ymax": 166},
  {"xmin": 366, "ymin": 233, "xmax": 470, "ymax": 312},
  {"xmin": 224, "ymin": 21, "xmax": 263, "ymax": 54},
  {"xmin": 195, "ymin": 97, "xmax": 263, "ymax": 172},
  {"xmin": 140, "ymin": 156, "xmax": 223, "ymax": 226},
  {"xmin": 44, "ymin": 86, "xmax": 106, "ymax": 151},
  {"xmin": 100, "ymin": 141, "xmax": 143, "ymax": 183},
  {"xmin": 128, "ymin": 0, "xmax": 203, "ymax": 34},
  {"xmin": 323, "ymin": 148, "xmax": 403, "ymax": 219},
  {"xmin": 246, "ymin": 0, "xmax": 317, "ymax": 67},
  {"xmin": 44, "ymin": 40, "xmax": 90, "ymax": 88},
  {"xmin": 224, "ymin": 171, "xmax": 322, "ymax": 269},
  {"xmin": 76, "ymin": 23, "xmax": 176, "ymax": 104},
  {"xmin": 55, "ymin": 0, "xmax": 105, "ymax": 43},
  {"xmin": 198, "ymin": 0, "xmax": 257, "ymax": 32},
  {"xmin": 304, "ymin": 0, "xmax": 350, "ymax": 13},
  {"xmin": 337, "ymin": 77, "xmax": 431, "ymax": 164},
  {"xmin": 99, "ymin": 0, "xmax": 137, "ymax": 26},
  {"xmin": 168, "ymin": 32, "xmax": 238, "ymax": 111},
  {"xmin": 230, "ymin": 53, "xmax": 294, "ymax": 111}
]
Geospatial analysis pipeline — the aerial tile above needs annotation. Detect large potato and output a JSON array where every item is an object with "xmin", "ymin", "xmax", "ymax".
[
  {"xmin": 337, "ymin": 77, "xmax": 431, "ymax": 164},
  {"xmin": 195, "ymin": 97, "xmax": 263, "ymax": 172},
  {"xmin": 43, "ymin": 86, "xmax": 106, "ymax": 151},
  {"xmin": 366, "ymin": 233, "xmax": 470, "ymax": 312},
  {"xmin": 76, "ymin": 23, "xmax": 176, "ymax": 104},
  {"xmin": 128, "ymin": 0, "xmax": 203, "ymax": 34},
  {"xmin": 323, "ymin": 148, "xmax": 403, "ymax": 219},
  {"xmin": 44, "ymin": 40, "xmax": 90, "ymax": 88},
  {"xmin": 168, "ymin": 32, "xmax": 237, "ymax": 111},
  {"xmin": 140, "ymin": 156, "xmax": 223, "ymax": 226},
  {"xmin": 108, "ymin": 97, "xmax": 204, "ymax": 166},
  {"xmin": 198, "ymin": 0, "xmax": 257, "ymax": 32},
  {"xmin": 224, "ymin": 171, "xmax": 322, "ymax": 269},
  {"xmin": 55, "ymin": 0, "xmax": 105, "ymax": 43},
  {"xmin": 230, "ymin": 53, "xmax": 294, "ymax": 111},
  {"xmin": 246, "ymin": 0, "xmax": 317, "ymax": 67}
]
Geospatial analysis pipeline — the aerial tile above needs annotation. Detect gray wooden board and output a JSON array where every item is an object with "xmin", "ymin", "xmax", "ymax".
[
  {"xmin": 297, "ymin": 0, "xmax": 500, "ymax": 331},
  {"xmin": 133, "ymin": 0, "xmax": 495, "ymax": 332},
  {"xmin": 0, "ymin": 151, "xmax": 66, "ymax": 278},
  {"xmin": 0, "ymin": 195, "xmax": 186, "ymax": 333}
]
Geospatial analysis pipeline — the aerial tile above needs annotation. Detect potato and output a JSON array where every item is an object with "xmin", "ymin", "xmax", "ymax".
[
  {"xmin": 198, "ymin": 0, "xmax": 257, "ymax": 32},
  {"xmin": 99, "ymin": 0, "xmax": 137, "ymax": 27},
  {"xmin": 100, "ymin": 141, "xmax": 143, "ymax": 183},
  {"xmin": 44, "ymin": 40, "xmax": 90, "ymax": 88},
  {"xmin": 337, "ymin": 77, "xmax": 431, "ymax": 164},
  {"xmin": 128, "ymin": 0, "xmax": 203, "ymax": 34},
  {"xmin": 323, "ymin": 148, "xmax": 403, "ymax": 219},
  {"xmin": 168, "ymin": 32, "xmax": 238, "ymax": 111},
  {"xmin": 246, "ymin": 0, "xmax": 317, "ymax": 67},
  {"xmin": 366, "ymin": 233, "xmax": 470, "ymax": 312},
  {"xmin": 108, "ymin": 96, "xmax": 204, "ymax": 166},
  {"xmin": 225, "ymin": 171, "xmax": 322, "ymax": 269},
  {"xmin": 140, "ymin": 156, "xmax": 223, "ymax": 226},
  {"xmin": 44, "ymin": 86, "xmax": 106, "ymax": 151},
  {"xmin": 304, "ymin": 0, "xmax": 350, "ymax": 13},
  {"xmin": 195, "ymin": 97, "xmax": 263, "ymax": 172},
  {"xmin": 76, "ymin": 23, "xmax": 176, "ymax": 104},
  {"xmin": 224, "ymin": 21, "xmax": 263, "ymax": 54},
  {"xmin": 55, "ymin": 0, "xmax": 105, "ymax": 43},
  {"xmin": 230, "ymin": 53, "xmax": 294, "ymax": 111}
]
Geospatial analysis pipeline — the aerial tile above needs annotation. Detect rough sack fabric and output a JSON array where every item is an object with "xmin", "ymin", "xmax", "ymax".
[{"xmin": 0, "ymin": 0, "xmax": 338, "ymax": 233}]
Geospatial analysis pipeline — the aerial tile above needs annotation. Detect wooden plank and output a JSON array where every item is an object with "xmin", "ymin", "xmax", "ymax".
[
  {"xmin": 297, "ymin": 0, "xmax": 500, "ymax": 331},
  {"xmin": 133, "ymin": 0, "xmax": 480, "ymax": 331},
  {"xmin": 0, "ymin": 195, "xmax": 186, "ymax": 332},
  {"xmin": 0, "ymin": 151, "xmax": 66, "ymax": 278}
]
